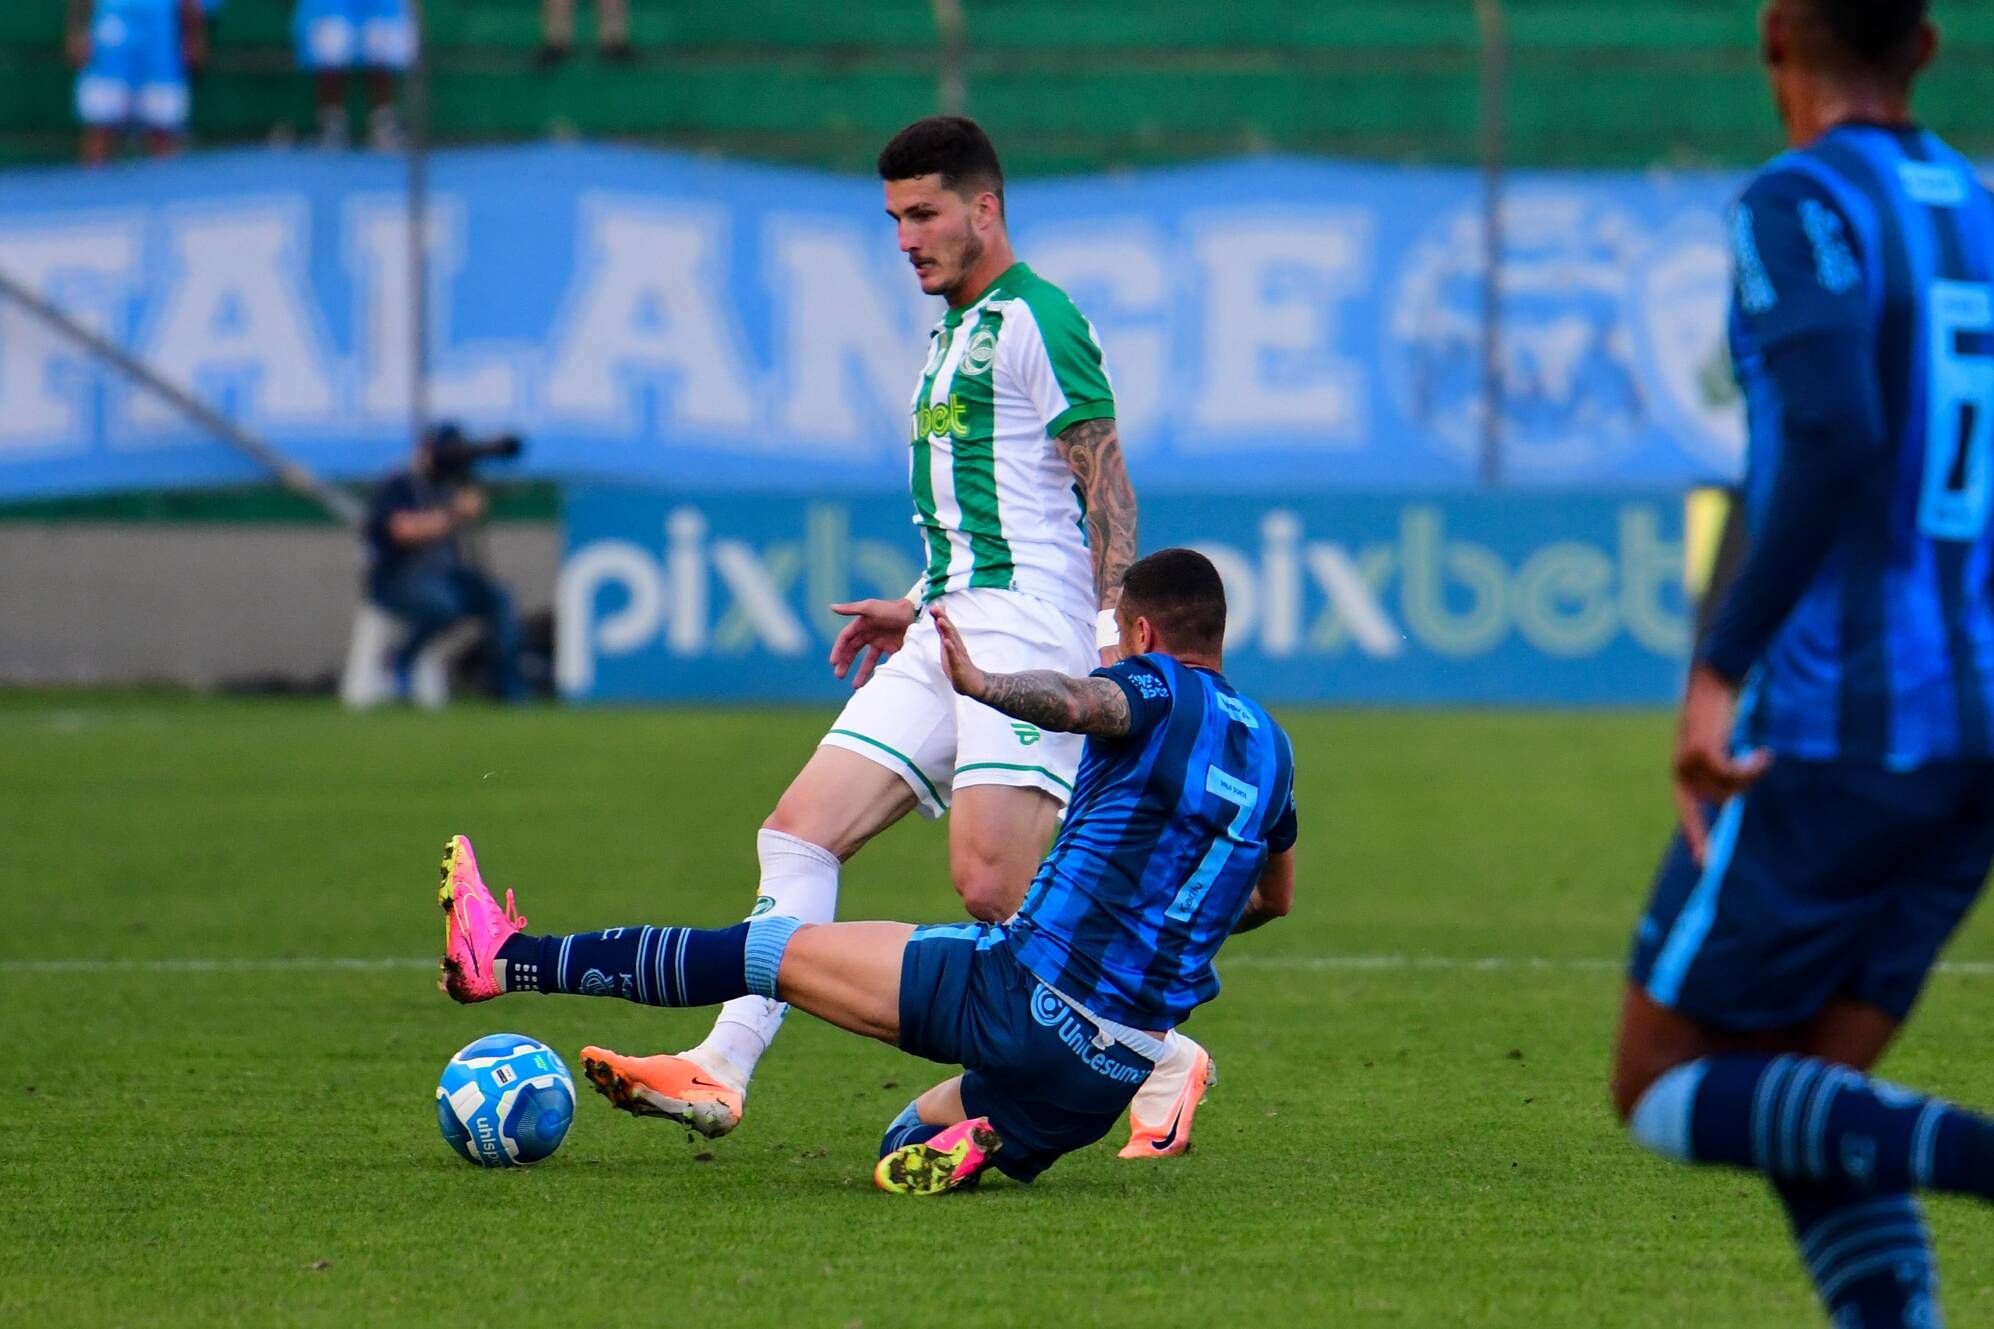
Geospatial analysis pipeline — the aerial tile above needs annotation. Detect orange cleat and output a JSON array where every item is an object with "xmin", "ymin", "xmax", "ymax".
[
  {"xmin": 1118, "ymin": 1035, "xmax": 1215, "ymax": 1159},
  {"xmin": 579, "ymin": 1046, "xmax": 745, "ymax": 1138}
]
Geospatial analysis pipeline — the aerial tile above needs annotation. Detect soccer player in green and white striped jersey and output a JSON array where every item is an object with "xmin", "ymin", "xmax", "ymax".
[{"xmin": 578, "ymin": 117, "xmax": 1220, "ymax": 1161}]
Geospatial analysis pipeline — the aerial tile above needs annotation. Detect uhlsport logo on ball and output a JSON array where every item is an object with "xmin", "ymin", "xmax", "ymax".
[{"xmin": 435, "ymin": 1034, "xmax": 576, "ymax": 1167}]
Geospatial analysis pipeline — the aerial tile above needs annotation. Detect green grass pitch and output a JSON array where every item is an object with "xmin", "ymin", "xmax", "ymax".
[{"xmin": 6, "ymin": 696, "xmax": 1994, "ymax": 1326}]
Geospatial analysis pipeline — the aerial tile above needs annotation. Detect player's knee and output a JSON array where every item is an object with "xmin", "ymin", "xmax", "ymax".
[
  {"xmin": 760, "ymin": 798, "xmax": 841, "ymax": 857},
  {"xmin": 950, "ymin": 862, "xmax": 1018, "ymax": 923}
]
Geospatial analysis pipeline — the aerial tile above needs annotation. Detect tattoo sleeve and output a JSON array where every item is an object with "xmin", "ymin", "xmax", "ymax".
[
  {"xmin": 975, "ymin": 670, "xmax": 1132, "ymax": 738},
  {"xmin": 1057, "ymin": 417, "xmax": 1139, "ymax": 611}
]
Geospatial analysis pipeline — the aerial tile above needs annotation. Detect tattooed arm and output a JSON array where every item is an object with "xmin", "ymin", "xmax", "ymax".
[
  {"xmin": 976, "ymin": 670, "xmax": 1132, "ymax": 738},
  {"xmin": 933, "ymin": 603, "xmax": 1132, "ymax": 737},
  {"xmin": 1056, "ymin": 417, "xmax": 1138, "ymax": 614}
]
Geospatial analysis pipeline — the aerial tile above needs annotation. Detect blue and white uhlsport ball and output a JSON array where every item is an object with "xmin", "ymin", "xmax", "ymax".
[{"xmin": 436, "ymin": 1034, "xmax": 576, "ymax": 1167}]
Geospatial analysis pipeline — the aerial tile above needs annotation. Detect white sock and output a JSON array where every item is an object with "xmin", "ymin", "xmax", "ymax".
[
  {"xmin": 682, "ymin": 829, "xmax": 840, "ymax": 1089},
  {"xmin": 1129, "ymin": 1029, "xmax": 1201, "ymax": 1122}
]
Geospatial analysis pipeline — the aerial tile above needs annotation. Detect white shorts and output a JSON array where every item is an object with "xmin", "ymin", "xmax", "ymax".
[{"xmin": 821, "ymin": 588, "xmax": 1095, "ymax": 819}]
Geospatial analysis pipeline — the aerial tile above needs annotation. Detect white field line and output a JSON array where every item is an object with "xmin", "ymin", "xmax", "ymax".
[{"xmin": 8, "ymin": 954, "xmax": 1994, "ymax": 978}]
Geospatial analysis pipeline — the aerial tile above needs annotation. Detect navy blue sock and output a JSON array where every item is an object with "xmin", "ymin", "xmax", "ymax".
[
  {"xmin": 880, "ymin": 1101, "xmax": 944, "ymax": 1157},
  {"xmin": 1775, "ymin": 1180, "xmax": 1941, "ymax": 1327},
  {"xmin": 496, "ymin": 917, "xmax": 802, "ymax": 1007},
  {"xmin": 1630, "ymin": 1054, "xmax": 1994, "ymax": 1200}
]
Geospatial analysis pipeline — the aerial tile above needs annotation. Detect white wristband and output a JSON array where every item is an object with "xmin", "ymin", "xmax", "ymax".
[{"xmin": 1095, "ymin": 609, "xmax": 1120, "ymax": 651}]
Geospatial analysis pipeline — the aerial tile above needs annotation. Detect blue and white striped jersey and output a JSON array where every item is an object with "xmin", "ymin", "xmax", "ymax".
[
  {"xmin": 1004, "ymin": 653, "xmax": 1298, "ymax": 1029},
  {"xmin": 1725, "ymin": 124, "xmax": 1994, "ymax": 762}
]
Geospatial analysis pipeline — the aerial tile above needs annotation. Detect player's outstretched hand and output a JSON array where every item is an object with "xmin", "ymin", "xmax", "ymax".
[
  {"xmin": 829, "ymin": 597, "xmax": 919, "ymax": 690},
  {"xmin": 932, "ymin": 603, "xmax": 986, "ymax": 699},
  {"xmin": 1672, "ymin": 662, "xmax": 1771, "ymax": 864}
]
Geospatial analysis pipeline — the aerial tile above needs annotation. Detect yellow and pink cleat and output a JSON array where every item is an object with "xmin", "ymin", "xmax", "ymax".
[
  {"xmin": 874, "ymin": 1117, "xmax": 1002, "ymax": 1196},
  {"xmin": 1119, "ymin": 1035, "xmax": 1216, "ymax": 1159},
  {"xmin": 579, "ymin": 1046, "xmax": 746, "ymax": 1139},
  {"xmin": 437, "ymin": 834, "xmax": 529, "ymax": 1004}
]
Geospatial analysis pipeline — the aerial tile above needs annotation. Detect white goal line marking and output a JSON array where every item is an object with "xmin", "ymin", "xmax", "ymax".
[{"xmin": 9, "ymin": 954, "xmax": 1994, "ymax": 977}]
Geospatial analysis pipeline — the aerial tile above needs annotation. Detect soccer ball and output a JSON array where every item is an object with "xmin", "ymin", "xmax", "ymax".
[{"xmin": 435, "ymin": 1033, "xmax": 576, "ymax": 1167}]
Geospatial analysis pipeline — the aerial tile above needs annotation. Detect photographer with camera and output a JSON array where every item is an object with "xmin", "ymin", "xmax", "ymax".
[{"xmin": 363, "ymin": 425, "xmax": 527, "ymax": 703}]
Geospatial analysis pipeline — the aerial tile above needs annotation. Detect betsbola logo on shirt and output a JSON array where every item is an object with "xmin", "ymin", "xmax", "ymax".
[
  {"xmin": 959, "ymin": 327, "xmax": 998, "ymax": 377},
  {"xmin": 912, "ymin": 394, "xmax": 970, "ymax": 442}
]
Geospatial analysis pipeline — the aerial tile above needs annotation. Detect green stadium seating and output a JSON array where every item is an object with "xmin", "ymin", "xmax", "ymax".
[{"xmin": 0, "ymin": 1, "xmax": 1988, "ymax": 172}]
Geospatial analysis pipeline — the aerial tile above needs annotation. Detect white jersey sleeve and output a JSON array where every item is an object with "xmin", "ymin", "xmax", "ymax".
[{"xmin": 1004, "ymin": 289, "xmax": 1117, "ymax": 440}]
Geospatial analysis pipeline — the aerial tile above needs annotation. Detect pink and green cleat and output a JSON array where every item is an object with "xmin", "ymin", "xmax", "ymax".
[
  {"xmin": 436, "ymin": 834, "xmax": 528, "ymax": 1003},
  {"xmin": 873, "ymin": 1117, "xmax": 1002, "ymax": 1196}
]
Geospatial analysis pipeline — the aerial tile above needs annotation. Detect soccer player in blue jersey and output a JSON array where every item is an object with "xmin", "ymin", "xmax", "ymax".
[
  {"xmin": 1616, "ymin": 2, "xmax": 1994, "ymax": 1321},
  {"xmin": 67, "ymin": 0, "xmax": 207, "ymax": 165},
  {"xmin": 435, "ymin": 549, "xmax": 1298, "ymax": 1192}
]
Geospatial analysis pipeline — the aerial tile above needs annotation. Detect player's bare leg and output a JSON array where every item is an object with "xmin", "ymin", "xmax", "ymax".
[
  {"xmin": 605, "ymin": 749, "xmax": 916, "ymax": 1136},
  {"xmin": 1614, "ymin": 984, "xmax": 1906, "ymax": 1123},
  {"xmin": 80, "ymin": 126, "xmax": 115, "ymax": 167},
  {"xmin": 946, "ymin": 784, "xmax": 1061, "ymax": 921},
  {"xmin": 580, "ymin": 921, "xmax": 914, "ymax": 1122}
]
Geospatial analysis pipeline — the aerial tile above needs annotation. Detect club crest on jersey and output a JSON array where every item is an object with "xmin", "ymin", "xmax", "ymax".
[
  {"xmin": 1011, "ymin": 722, "xmax": 1042, "ymax": 746},
  {"xmin": 960, "ymin": 326, "xmax": 999, "ymax": 377}
]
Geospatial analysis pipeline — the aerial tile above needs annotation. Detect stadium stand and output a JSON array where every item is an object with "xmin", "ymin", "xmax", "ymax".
[{"xmin": 3, "ymin": 1, "xmax": 1990, "ymax": 172}]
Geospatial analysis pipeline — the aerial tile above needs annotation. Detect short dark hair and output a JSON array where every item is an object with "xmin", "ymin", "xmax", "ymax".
[
  {"xmin": 1794, "ymin": 0, "xmax": 1928, "ymax": 80},
  {"xmin": 1120, "ymin": 548, "xmax": 1228, "ymax": 654},
  {"xmin": 876, "ymin": 116, "xmax": 1005, "ymax": 212}
]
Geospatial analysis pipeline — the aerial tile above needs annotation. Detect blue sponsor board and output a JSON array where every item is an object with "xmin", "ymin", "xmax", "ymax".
[
  {"xmin": 0, "ymin": 143, "xmax": 1757, "ymax": 499},
  {"xmin": 560, "ymin": 486, "xmax": 1688, "ymax": 705}
]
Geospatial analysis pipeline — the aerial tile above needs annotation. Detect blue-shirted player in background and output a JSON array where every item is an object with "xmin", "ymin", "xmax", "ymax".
[
  {"xmin": 1616, "ymin": 2, "xmax": 1994, "ymax": 1322},
  {"xmin": 294, "ymin": 0, "xmax": 416, "ymax": 150},
  {"xmin": 67, "ymin": 0, "xmax": 207, "ymax": 166},
  {"xmin": 433, "ymin": 548, "xmax": 1299, "ymax": 1193}
]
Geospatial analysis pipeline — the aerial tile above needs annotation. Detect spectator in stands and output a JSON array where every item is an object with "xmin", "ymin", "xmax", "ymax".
[
  {"xmin": 294, "ymin": 0, "xmax": 417, "ymax": 150},
  {"xmin": 539, "ymin": 0, "xmax": 633, "ymax": 65},
  {"xmin": 365, "ymin": 426, "xmax": 527, "ymax": 704},
  {"xmin": 68, "ymin": 0, "xmax": 207, "ymax": 166}
]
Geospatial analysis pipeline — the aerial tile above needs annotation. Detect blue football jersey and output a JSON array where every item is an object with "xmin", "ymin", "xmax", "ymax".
[
  {"xmin": 1005, "ymin": 654, "xmax": 1298, "ymax": 1030},
  {"xmin": 1728, "ymin": 124, "xmax": 1994, "ymax": 762}
]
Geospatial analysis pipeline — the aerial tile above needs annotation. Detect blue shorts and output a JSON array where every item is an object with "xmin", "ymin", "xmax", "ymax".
[
  {"xmin": 76, "ymin": 5, "xmax": 187, "ymax": 131},
  {"xmin": 1630, "ymin": 759, "xmax": 1994, "ymax": 1030},
  {"xmin": 897, "ymin": 923, "xmax": 1154, "ymax": 1183},
  {"xmin": 294, "ymin": 0, "xmax": 416, "ymax": 70}
]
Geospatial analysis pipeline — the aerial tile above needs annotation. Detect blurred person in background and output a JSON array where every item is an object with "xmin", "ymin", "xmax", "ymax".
[
  {"xmin": 294, "ymin": 0, "xmax": 416, "ymax": 150},
  {"xmin": 68, "ymin": 0, "xmax": 207, "ymax": 165},
  {"xmin": 365, "ymin": 425, "xmax": 527, "ymax": 704},
  {"xmin": 538, "ymin": 0, "xmax": 632, "ymax": 65}
]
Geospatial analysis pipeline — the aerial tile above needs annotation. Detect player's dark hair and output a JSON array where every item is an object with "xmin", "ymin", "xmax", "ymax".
[
  {"xmin": 1793, "ymin": 0, "xmax": 1928, "ymax": 80},
  {"xmin": 1120, "ymin": 548, "xmax": 1228, "ymax": 655},
  {"xmin": 876, "ymin": 116, "xmax": 1005, "ymax": 213}
]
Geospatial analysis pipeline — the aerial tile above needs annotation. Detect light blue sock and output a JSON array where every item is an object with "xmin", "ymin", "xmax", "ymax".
[
  {"xmin": 1629, "ymin": 1055, "xmax": 1994, "ymax": 1197},
  {"xmin": 880, "ymin": 1100, "xmax": 943, "ymax": 1157}
]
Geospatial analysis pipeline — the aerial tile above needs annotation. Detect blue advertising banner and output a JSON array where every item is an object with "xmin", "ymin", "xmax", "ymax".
[
  {"xmin": 559, "ymin": 486, "xmax": 1689, "ymax": 705},
  {"xmin": 0, "ymin": 145, "xmax": 1752, "ymax": 499}
]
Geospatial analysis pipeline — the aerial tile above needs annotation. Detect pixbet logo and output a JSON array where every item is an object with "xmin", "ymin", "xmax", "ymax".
[
  {"xmin": 1194, "ymin": 506, "xmax": 1685, "ymax": 661},
  {"xmin": 558, "ymin": 503, "xmax": 918, "ymax": 695}
]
